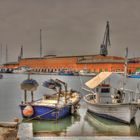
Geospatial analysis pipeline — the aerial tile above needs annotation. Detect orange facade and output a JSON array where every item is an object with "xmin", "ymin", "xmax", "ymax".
[
  {"xmin": 18, "ymin": 58, "xmax": 140, "ymax": 74},
  {"xmin": 3, "ymin": 55, "xmax": 140, "ymax": 74}
]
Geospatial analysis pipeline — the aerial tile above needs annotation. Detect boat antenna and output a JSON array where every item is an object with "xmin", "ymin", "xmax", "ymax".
[{"xmin": 100, "ymin": 21, "xmax": 111, "ymax": 56}]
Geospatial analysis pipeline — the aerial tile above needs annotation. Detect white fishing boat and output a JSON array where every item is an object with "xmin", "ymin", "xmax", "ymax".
[
  {"xmin": 79, "ymin": 69, "xmax": 96, "ymax": 76},
  {"xmin": 83, "ymin": 72, "xmax": 139, "ymax": 124},
  {"xmin": 13, "ymin": 66, "xmax": 32, "ymax": 74}
]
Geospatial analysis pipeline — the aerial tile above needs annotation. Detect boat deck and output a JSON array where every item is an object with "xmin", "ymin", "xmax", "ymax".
[{"xmin": 33, "ymin": 92, "xmax": 80, "ymax": 107}]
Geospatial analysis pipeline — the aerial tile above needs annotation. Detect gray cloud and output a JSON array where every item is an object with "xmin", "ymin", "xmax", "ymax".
[{"xmin": 0, "ymin": 0, "xmax": 140, "ymax": 63}]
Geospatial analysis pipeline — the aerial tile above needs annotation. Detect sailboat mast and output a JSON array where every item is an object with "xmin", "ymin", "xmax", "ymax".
[
  {"xmin": 122, "ymin": 47, "xmax": 128, "ymax": 90},
  {"xmin": 6, "ymin": 44, "xmax": 8, "ymax": 63},
  {"xmin": 0, "ymin": 44, "xmax": 2, "ymax": 65},
  {"xmin": 20, "ymin": 45, "xmax": 23, "ymax": 58},
  {"xmin": 40, "ymin": 29, "xmax": 42, "ymax": 58},
  {"xmin": 124, "ymin": 47, "xmax": 128, "ymax": 78}
]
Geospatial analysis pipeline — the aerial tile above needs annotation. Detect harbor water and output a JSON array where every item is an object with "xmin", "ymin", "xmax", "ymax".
[{"xmin": 0, "ymin": 73, "xmax": 140, "ymax": 136}]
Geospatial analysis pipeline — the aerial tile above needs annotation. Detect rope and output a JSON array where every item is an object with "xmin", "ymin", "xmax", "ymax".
[{"xmin": 21, "ymin": 108, "xmax": 57, "ymax": 123}]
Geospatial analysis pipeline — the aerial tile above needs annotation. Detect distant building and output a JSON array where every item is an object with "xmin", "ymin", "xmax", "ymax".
[{"xmin": 3, "ymin": 54, "xmax": 140, "ymax": 74}]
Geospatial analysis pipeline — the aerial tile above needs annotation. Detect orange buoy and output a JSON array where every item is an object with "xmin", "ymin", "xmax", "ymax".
[{"xmin": 22, "ymin": 105, "xmax": 34, "ymax": 117}]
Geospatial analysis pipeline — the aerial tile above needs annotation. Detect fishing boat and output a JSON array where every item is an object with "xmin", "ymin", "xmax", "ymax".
[
  {"xmin": 128, "ymin": 72, "xmax": 140, "ymax": 78},
  {"xmin": 79, "ymin": 69, "xmax": 96, "ymax": 76},
  {"xmin": 13, "ymin": 66, "xmax": 32, "ymax": 74},
  {"xmin": 58, "ymin": 69, "xmax": 78, "ymax": 76},
  {"xmin": 83, "ymin": 72, "xmax": 138, "ymax": 124},
  {"xmin": 19, "ymin": 75, "xmax": 81, "ymax": 120}
]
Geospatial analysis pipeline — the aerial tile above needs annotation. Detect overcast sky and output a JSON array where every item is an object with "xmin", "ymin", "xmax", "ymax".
[{"xmin": 0, "ymin": 0, "xmax": 140, "ymax": 63}]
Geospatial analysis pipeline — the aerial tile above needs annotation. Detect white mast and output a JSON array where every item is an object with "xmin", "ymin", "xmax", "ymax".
[
  {"xmin": 124, "ymin": 47, "xmax": 128, "ymax": 78},
  {"xmin": 0, "ymin": 44, "xmax": 2, "ymax": 65},
  {"xmin": 6, "ymin": 44, "xmax": 8, "ymax": 63},
  {"xmin": 122, "ymin": 47, "xmax": 128, "ymax": 90}
]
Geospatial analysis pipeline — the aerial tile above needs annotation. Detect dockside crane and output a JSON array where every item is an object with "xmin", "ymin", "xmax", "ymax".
[{"xmin": 100, "ymin": 21, "xmax": 111, "ymax": 56}]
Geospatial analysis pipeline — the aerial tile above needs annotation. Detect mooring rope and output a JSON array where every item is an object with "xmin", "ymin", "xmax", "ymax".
[{"xmin": 20, "ymin": 108, "xmax": 57, "ymax": 123}]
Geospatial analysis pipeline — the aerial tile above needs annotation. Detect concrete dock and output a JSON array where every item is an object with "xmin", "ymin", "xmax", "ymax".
[{"xmin": 34, "ymin": 137, "xmax": 140, "ymax": 140}]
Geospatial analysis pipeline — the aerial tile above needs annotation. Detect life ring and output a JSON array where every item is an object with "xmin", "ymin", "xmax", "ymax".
[{"xmin": 22, "ymin": 105, "xmax": 34, "ymax": 117}]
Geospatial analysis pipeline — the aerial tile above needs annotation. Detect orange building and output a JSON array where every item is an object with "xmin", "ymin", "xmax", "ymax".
[{"xmin": 3, "ymin": 55, "xmax": 140, "ymax": 74}]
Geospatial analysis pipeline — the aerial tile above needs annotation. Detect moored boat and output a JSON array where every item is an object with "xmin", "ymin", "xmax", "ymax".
[
  {"xmin": 79, "ymin": 69, "xmax": 96, "ymax": 76},
  {"xmin": 128, "ymin": 72, "xmax": 140, "ymax": 78},
  {"xmin": 58, "ymin": 69, "xmax": 78, "ymax": 76},
  {"xmin": 19, "ymin": 76, "xmax": 81, "ymax": 120},
  {"xmin": 83, "ymin": 72, "xmax": 138, "ymax": 124},
  {"xmin": 13, "ymin": 66, "xmax": 32, "ymax": 74}
]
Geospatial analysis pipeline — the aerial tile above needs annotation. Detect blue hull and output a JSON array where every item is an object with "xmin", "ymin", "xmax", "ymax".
[
  {"xmin": 20, "ymin": 105, "xmax": 71, "ymax": 120},
  {"xmin": 128, "ymin": 75, "xmax": 140, "ymax": 78},
  {"xmin": 58, "ymin": 73, "xmax": 74, "ymax": 76}
]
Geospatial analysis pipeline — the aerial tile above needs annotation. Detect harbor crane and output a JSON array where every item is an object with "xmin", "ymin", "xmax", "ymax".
[{"xmin": 100, "ymin": 21, "xmax": 111, "ymax": 56}]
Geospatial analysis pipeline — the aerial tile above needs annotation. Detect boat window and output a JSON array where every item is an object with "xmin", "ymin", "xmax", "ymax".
[{"xmin": 101, "ymin": 88, "xmax": 110, "ymax": 93}]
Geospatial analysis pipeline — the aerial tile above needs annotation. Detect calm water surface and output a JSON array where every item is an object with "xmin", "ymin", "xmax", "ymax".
[{"xmin": 0, "ymin": 73, "xmax": 140, "ymax": 136}]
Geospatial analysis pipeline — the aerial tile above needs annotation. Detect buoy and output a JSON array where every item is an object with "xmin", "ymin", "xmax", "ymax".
[{"xmin": 22, "ymin": 105, "xmax": 34, "ymax": 117}]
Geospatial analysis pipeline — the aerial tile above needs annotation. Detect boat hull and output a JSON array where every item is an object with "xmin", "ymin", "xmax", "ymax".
[
  {"xmin": 128, "ymin": 75, "xmax": 140, "ymax": 78},
  {"xmin": 20, "ymin": 105, "xmax": 73, "ymax": 120},
  {"xmin": 79, "ymin": 73, "xmax": 96, "ymax": 76},
  {"xmin": 84, "ymin": 95, "xmax": 138, "ymax": 123}
]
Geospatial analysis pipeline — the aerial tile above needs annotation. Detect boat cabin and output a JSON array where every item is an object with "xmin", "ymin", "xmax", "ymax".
[
  {"xmin": 92, "ymin": 84, "xmax": 112, "ymax": 104},
  {"xmin": 85, "ymin": 72, "xmax": 126, "ymax": 104},
  {"xmin": 96, "ymin": 84, "xmax": 110, "ymax": 93}
]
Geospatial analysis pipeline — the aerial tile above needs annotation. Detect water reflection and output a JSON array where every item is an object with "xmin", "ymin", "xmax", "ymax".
[
  {"xmin": 84, "ymin": 110, "xmax": 140, "ymax": 136},
  {"xmin": 135, "ymin": 109, "xmax": 140, "ymax": 129},
  {"xmin": 30, "ymin": 113, "xmax": 80, "ymax": 136}
]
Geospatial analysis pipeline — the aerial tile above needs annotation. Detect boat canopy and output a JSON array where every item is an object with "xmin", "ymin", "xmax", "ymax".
[
  {"xmin": 21, "ymin": 79, "xmax": 39, "ymax": 91},
  {"xmin": 85, "ymin": 72, "xmax": 112, "ymax": 89}
]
